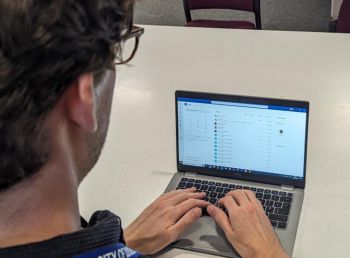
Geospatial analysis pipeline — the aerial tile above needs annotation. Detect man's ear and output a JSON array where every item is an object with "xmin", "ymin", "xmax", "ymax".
[{"xmin": 64, "ymin": 73, "xmax": 97, "ymax": 132}]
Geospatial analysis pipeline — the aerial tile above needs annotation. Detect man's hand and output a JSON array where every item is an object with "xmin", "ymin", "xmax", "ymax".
[
  {"xmin": 124, "ymin": 187, "xmax": 209, "ymax": 255},
  {"xmin": 207, "ymin": 190, "xmax": 290, "ymax": 258}
]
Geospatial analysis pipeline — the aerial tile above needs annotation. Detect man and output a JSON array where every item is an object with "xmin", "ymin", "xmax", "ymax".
[{"xmin": 0, "ymin": 1, "xmax": 289, "ymax": 257}]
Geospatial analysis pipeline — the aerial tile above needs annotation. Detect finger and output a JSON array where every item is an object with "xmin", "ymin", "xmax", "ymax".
[
  {"xmin": 218, "ymin": 195, "xmax": 238, "ymax": 214},
  {"xmin": 243, "ymin": 190, "xmax": 256, "ymax": 203},
  {"xmin": 241, "ymin": 191, "xmax": 267, "ymax": 220},
  {"xmin": 207, "ymin": 205, "xmax": 234, "ymax": 238},
  {"xmin": 227, "ymin": 190, "xmax": 249, "ymax": 206},
  {"xmin": 175, "ymin": 198, "xmax": 209, "ymax": 218},
  {"xmin": 170, "ymin": 207, "xmax": 202, "ymax": 236},
  {"xmin": 255, "ymin": 198, "xmax": 267, "ymax": 214},
  {"xmin": 160, "ymin": 187, "xmax": 196, "ymax": 201},
  {"xmin": 167, "ymin": 191, "xmax": 206, "ymax": 206}
]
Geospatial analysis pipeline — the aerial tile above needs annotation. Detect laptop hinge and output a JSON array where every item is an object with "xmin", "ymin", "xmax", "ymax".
[
  {"xmin": 281, "ymin": 185, "xmax": 294, "ymax": 191},
  {"xmin": 185, "ymin": 172, "xmax": 197, "ymax": 178}
]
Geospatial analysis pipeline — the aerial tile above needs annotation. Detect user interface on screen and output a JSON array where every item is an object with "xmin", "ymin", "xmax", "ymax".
[{"xmin": 177, "ymin": 97, "xmax": 307, "ymax": 180}]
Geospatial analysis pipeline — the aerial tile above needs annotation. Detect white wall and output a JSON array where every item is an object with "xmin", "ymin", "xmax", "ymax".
[{"xmin": 331, "ymin": 0, "xmax": 343, "ymax": 18}]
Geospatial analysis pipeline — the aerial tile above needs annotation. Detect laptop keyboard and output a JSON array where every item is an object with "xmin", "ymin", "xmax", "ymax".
[{"xmin": 176, "ymin": 177, "xmax": 293, "ymax": 230}]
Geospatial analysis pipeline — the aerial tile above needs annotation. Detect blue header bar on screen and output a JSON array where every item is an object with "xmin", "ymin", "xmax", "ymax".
[{"xmin": 177, "ymin": 97, "xmax": 307, "ymax": 113}]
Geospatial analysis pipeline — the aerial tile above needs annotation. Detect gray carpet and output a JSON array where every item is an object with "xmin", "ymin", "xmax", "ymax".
[{"xmin": 134, "ymin": 0, "xmax": 332, "ymax": 32}]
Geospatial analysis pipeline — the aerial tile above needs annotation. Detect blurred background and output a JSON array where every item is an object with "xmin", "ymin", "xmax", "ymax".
[{"xmin": 134, "ymin": 0, "xmax": 341, "ymax": 32}]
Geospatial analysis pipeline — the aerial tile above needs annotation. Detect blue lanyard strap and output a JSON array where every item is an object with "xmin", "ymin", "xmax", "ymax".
[{"xmin": 73, "ymin": 243, "xmax": 143, "ymax": 258}]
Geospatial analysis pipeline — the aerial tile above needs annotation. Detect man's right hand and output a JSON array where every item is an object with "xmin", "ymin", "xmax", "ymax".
[{"xmin": 207, "ymin": 190, "xmax": 290, "ymax": 258}]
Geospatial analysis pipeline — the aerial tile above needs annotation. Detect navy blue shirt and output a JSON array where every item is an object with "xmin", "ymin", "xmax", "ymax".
[{"xmin": 0, "ymin": 210, "xmax": 147, "ymax": 258}]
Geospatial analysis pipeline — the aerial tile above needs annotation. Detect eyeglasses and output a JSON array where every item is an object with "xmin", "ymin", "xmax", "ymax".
[{"xmin": 115, "ymin": 25, "xmax": 144, "ymax": 65}]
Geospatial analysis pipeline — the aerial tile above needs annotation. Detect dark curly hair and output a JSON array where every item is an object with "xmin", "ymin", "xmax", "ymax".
[{"xmin": 0, "ymin": 0, "xmax": 134, "ymax": 190}]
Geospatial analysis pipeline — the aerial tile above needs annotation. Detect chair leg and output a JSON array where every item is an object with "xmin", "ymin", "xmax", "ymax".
[
  {"xmin": 254, "ymin": 0, "xmax": 262, "ymax": 29},
  {"xmin": 183, "ymin": 0, "xmax": 192, "ymax": 23}
]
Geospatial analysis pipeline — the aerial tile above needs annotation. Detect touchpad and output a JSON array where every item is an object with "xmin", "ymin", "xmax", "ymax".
[{"xmin": 172, "ymin": 217, "xmax": 240, "ymax": 258}]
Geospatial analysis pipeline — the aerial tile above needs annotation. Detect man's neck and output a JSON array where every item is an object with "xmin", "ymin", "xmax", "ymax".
[{"xmin": 0, "ymin": 159, "xmax": 81, "ymax": 248}]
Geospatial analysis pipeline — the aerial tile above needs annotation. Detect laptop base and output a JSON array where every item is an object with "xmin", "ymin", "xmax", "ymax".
[{"xmin": 165, "ymin": 172, "xmax": 304, "ymax": 257}]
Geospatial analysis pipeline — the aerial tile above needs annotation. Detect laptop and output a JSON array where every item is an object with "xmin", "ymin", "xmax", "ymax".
[{"xmin": 164, "ymin": 90, "xmax": 309, "ymax": 257}]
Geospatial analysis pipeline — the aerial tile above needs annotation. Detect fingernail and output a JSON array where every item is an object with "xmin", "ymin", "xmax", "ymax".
[
  {"xmin": 194, "ymin": 208, "xmax": 202, "ymax": 217},
  {"xmin": 207, "ymin": 205, "xmax": 215, "ymax": 214}
]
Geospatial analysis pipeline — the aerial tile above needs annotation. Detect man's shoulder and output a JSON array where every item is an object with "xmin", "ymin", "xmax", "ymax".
[{"xmin": 0, "ymin": 210, "xmax": 146, "ymax": 258}]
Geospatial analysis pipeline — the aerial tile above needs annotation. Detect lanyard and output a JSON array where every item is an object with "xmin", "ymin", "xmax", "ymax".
[{"xmin": 73, "ymin": 243, "xmax": 143, "ymax": 258}]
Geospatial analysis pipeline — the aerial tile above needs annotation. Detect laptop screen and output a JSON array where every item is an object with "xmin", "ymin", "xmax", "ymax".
[{"xmin": 176, "ymin": 91, "xmax": 309, "ymax": 187}]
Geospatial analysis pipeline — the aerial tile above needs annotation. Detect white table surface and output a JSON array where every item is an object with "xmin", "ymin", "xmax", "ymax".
[{"xmin": 79, "ymin": 25, "xmax": 350, "ymax": 258}]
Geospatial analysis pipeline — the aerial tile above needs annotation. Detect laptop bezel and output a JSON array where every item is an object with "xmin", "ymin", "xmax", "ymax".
[{"xmin": 175, "ymin": 90, "xmax": 309, "ymax": 189}]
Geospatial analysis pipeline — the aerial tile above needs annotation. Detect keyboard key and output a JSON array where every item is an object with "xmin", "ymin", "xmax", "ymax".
[
  {"xmin": 271, "ymin": 220, "xmax": 278, "ymax": 228},
  {"xmin": 194, "ymin": 183, "xmax": 201, "ymax": 189},
  {"xmin": 185, "ymin": 183, "xmax": 194, "ymax": 188},
  {"xmin": 209, "ymin": 198, "xmax": 218, "ymax": 204},
  {"xmin": 218, "ymin": 193, "xmax": 225, "ymax": 199},
  {"xmin": 279, "ymin": 191, "xmax": 287, "ymax": 196},
  {"xmin": 250, "ymin": 187, "xmax": 257, "ymax": 191},
  {"xmin": 195, "ymin": 179, "xmax": 202, "ymax": 183},
  {"xmin": 209, "ymin": 192, "xmax": 218, "ymax": 198},
  {"xmin": 271, "ymin": 195, "xmax": 280, "ymax": 201},
  {"xmin": 266, "ymin": 200, "xmax": 274, "ymax": 207},
  {"xmin": 277, "ymin": 222, "xmax": 287, "ymax": 229},
  {"xmin": 260, "ymin": 199, "xmax": 266, "ymax": 205},
  {"xmin": 201, "ymin": 207, "xmax": 209, "ymax": 216},
  {"xmin": 200, "ymin": 185, "xmax": 208, "ymax": 191},
  {"xmin": 276, "ymin": 204, "xmax": 291, "ymax": 216},
  {"xmin": 215, "ymin": 182, "xmax": 222, "ymax": 186},
  {"xmin": 208, "ymin": 181, "xmax": 215, "ymax": 186},
  {"xmin": 236, "ymin": 185, "xmax": 243, "ymax": 189},
  {"xmin": 263, "ymin": 194, "xmax": 271, "ymax": 200},
  {"xmin": 275, "ymin": 207, "xmax": 290, "ymax": 216},
  {"xmin": 272, "ymin": 190, "xmax": 279, "ymax": 194},
  {"xmin": 287, "ymin": 192, "xmax": 294, "ymax": 198},
  {"xmin": 264, "ymin": 189, "xmax": 271, "ymax": 193},
  {"xmin": 243, "ymin": 186, "xmax": 250, "ymax": 190},
  {"xmin": 229, "ymin": 184, "xmax": 235, "ymax": 188},
  {"xmin": 266, "ymin": 207, "xmax": 274, "ymax": 213},
  {"xmin": 209, "ymin": 186, "xmax": 216, "ymax": 192},
  {"xmin": 274, "ymin": 202, "xmax": 282, "ymax": 208},
  {"xmin": 202, "ymin": 180, "xmax": 208, "ymax": 185},
  {"xmin": 216, "ymin": 187, "xmax": 224, "ymax": 193},
  {"xmin": 178, "ymin": 182, "xmax": 186, "ymax": 188},
  {"xmin": 280, "ymin": 197, "xmax": 292, "ymax": 203},
  {"xmin": 223, "ymin": 188, "xmax": 230, "ymax": 194},
  {"xmin": 257, "ymin": 188, "xmax": 264, "ymax": 193},
  {"xmin": 181, "ymin": 178, "xmax": 189, "ymax": 182},
  {"xmin": 222, "ymin": 183, "xmax": 229, "ymax": 187},
  {"xmin": 256, "ymin": 193, "xmax": 263, "ymax": 199},
  {"xmin": 269, "ymin": 214, "xmax": 288, "ymax": 223},
  {"xmin": 283, "ymin": 203, "xmax": 291, "ymax": 209}
]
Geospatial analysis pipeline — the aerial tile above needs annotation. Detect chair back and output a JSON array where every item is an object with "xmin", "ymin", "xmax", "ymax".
[
  {"xmin": 337, "ymin": 0, "xmax": 350, "ymax": 33},
  {"xmin": 186, "ymin": 0, "xmax": 254, "ymax": 12}
]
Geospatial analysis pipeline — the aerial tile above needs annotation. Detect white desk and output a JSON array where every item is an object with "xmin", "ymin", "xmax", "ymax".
[{"xmin": 79, "ymin": 25, "xmax": 350, "ymax": 258}]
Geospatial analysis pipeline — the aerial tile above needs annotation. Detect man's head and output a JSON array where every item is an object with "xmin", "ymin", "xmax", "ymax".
[{"xmin": 0, "ymin": 0, "xmax": 134, "ymax": 190}]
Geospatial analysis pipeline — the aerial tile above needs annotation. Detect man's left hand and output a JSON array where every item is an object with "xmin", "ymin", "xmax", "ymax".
[{"xmin": 124, "ymin": 187, "xmax": 209, "ymax": 255}]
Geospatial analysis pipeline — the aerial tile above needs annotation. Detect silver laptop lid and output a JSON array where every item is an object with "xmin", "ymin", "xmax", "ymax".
[{"xmin": 176, "ymin": 91, "xmax": 309, "ymax": 189}]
